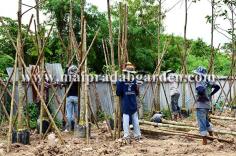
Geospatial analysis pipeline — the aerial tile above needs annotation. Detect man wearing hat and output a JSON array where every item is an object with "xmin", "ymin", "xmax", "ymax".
[
  {"xmin": 64, "ymin": 65, "xmax": 79, "ymax": 132},
  {"xmin": 193, "ymin": 66, "xmax": 220, "ymax": 145},
  {"xmin": 116, "ymin": 62, "xmax": 142, "ymax": 143}
]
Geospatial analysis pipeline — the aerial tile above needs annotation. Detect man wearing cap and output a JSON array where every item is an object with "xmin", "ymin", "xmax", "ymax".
[
  {"xmin": 64, "ymin": 65, "xmax": 79, "ymax": 132},
  {"xmin": 116, "ymin": 62, "xmax": 142, "ymax": 143},
  {"xmin": 193, "ymin": 66, "xmax": 220, "ymax": 145}
]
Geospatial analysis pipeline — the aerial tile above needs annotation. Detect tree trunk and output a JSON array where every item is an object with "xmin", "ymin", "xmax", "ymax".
[
  {"xmin": 154, "ymin": 0, "xmax": 162, "ymax": 112},
  {"xmin": 35, "ymin": 0, "xmax": 47, "ymax": 137},
  {"xmin": 182, "ymin": 0, "xmax": 188, "ymax": 109},
  {"xmin": 17, "ymin": 0, "xmax": 25, "ymax": 131},
  {"xmin": 80, "ymin": 19, "xmax": 87, "ymax": 124},
  {"xmin": 107, "ymin": 0, "xmax": 115, "ymax": 68},
  {"xmin": 208, "ymin": 0, "xmax": 215, "ymax": 74}
]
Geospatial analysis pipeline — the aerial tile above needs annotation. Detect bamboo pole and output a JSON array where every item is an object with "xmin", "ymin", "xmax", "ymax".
[
  {"xmin": 1, "ymin": 6, "xmax": 65, "ymax": 142},
  {"xmin": 17, "ymin": 51, "xmax": 65, "ymax": 143},
  {"xmin": 7, "ymin": 54, "xmax": 18, "ymax": 152},
  {"xmin": 140, "ymin": 120, "xmax": 236, "ymax": 136},
  {"xmin": 42, "ymin": 28, "xmax": 100, "ymax": 138},
  {"xmin": 210, "ymin": 115, "xmax": 236, "ymax": 121},
  {"xmin": 140, "ymin": 125, "xmax": 234, "ymax": 143},
  {"xmin": 0, "ymin": 62, "xmax": 15, "ymax": 120},
  {"xmin": 161, "ymin": 119, "xmax": 196, "ymax": 127},
  {"xmin": 161, "ymin": 82, "xmax": 172, "ymax": 119},
  {"xmin": 87, "ymin": 91, "xmax": 99, "ymax": 129},
  {"xmin": 102, "ymin": 39, "xmax": 108, "ymax": 66}
]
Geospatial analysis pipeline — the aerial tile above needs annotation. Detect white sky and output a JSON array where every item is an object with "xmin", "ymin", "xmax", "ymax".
[{"xmin": 0, "ymin": 0, "xmax": 230, "ymax": 47}]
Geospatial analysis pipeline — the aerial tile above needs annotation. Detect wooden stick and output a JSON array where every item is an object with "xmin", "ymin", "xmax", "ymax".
[
  {"xmin": 7, "ymin": 54, "xmax": 18, "ymax": 152},
  {"xmin": 102, "ymin": 39, "xmax": 108, "ymax": 66},
  {"xmin": 87, "ymin": 92, "xmax": 100, "ymax": 129},
  {"xmin": 161, "ymin": 83, "xmax": 172, "ymax": 119}
]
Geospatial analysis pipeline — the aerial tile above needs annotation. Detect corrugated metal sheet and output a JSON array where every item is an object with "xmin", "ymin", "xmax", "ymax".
[{"xmin": 3, "ymin": 64, "xmax": 236, "ymax": 120}]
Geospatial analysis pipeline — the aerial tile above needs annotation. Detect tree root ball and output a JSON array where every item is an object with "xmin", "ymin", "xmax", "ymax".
[
  {"xmin": 37, "ymin": 118, "xmax": 50, "ymax": 134},
  {"xmin": 12, "ymin": 129, "xmax": 30, "ymax": 145}
]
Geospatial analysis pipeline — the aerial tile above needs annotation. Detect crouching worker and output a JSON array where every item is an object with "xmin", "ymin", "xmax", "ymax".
[
  {"xmin": 64, "ymin": 65, "xmax": 79, "ymax": 132},
  {"xmin": 116, "ymin": 62, "xmax": 142, "ymax": 143},
  {"xmin": 193, "ymin": 66, "xmax": 220, "ymax": 145}
]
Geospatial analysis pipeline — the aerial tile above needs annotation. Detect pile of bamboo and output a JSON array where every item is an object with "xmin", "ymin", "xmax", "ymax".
[{"xmin": 139, "ymin": 120, "xmax": 236, "ymax": 144}]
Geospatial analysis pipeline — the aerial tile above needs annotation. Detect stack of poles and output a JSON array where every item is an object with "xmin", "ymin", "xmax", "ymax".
[{"xmin": 139, "ymin": 120, "xmax": 236, "ymax": 143}]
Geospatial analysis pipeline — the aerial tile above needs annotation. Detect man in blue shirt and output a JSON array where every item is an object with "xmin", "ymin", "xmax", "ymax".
[
  {"xmin": 116, "ymin": 62, "xmax": 142, "ymax": 143},
  {"xmin": 193, "ymin": 66, "xmax": 220, "ymax": 145}
]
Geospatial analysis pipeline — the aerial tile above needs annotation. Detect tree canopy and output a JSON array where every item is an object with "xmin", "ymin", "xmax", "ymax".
[{"xmin": 0, "ymin": 0, "xmax": 233, "ymax": 76}]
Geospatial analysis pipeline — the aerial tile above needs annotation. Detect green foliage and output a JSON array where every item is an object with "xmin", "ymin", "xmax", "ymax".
[
  {"xmin": 0, "ymin": 0, "xmax": 232, "ymax": 76},
  {"xmin": 0, "ymin": 54, "xmax": 14, "ymax": 77},
  {"xmin": 26, "ymin": 103, "xmax": 39, "ymax": 129},
  {"xmin": 97, "ymin": 110, "xmax": 106, "ymax": 121},
  {"xmin": 162, "ymin": 109, "xmax": 172, "ymax": 120}
]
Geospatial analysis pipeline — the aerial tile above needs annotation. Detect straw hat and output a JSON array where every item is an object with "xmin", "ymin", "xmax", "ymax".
[{"xmin": 122, "ymin": 62, "xmax": 137, "ymax": 74}]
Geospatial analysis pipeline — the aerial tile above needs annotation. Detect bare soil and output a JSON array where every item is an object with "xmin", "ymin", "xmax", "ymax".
[{"xmin": 0, "ymin": 117, "xmax": 235, "ymax": 156}]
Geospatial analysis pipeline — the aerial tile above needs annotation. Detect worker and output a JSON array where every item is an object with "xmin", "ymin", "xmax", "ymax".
[
  {"xmin": 64, "ymin": 65, "xmax": 79, "ymax": 132},
  {"xmin": 116, "ymin": 62, "xmax": 142, "ymax": 144},
  {"xmin": 193, "ymin": 66, "xmax": 220, "ymax": 145},
  {"xmin": 166, "ymin": 70, "xmax": 181, "ymax": 121}
]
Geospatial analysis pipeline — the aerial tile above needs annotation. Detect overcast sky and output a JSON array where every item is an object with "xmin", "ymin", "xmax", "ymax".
[{"xmin": 0, "ymin": 0, "xmax": 229, "ymax": 47}]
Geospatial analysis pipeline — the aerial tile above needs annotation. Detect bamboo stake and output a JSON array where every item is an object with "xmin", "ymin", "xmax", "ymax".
[
  {"xmin": 7, "ymin": 54, "xmax": 18, "ymax": 152},
  {"xmin": 161, "ymin": 83, "xmax": 172, "ymax": 119},
  {"xmin": 42, "ymin": 28, "xmax": 100, "ymax": 138},
  {"xmin": 2, "ymin": 19, "xmax": 65, "ymax": 142},
  {"xmin": 102, "ymin": 39, "xmax": 108, "ymax": 66},
  {"xmin": 17, "ymin": 52, "xmax": 65, "ymax": 143},
  {"xmin": 87, "ymin": 92, "xmax": 99, "ymax": 129}
]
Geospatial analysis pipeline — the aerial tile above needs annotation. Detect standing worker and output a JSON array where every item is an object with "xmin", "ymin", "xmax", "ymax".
[
  {"xmin": 166, "ymin": 70, "xmax": 181, "ymax": 121},
  {"xmin": 116, "ymin": 62, "xmax": 142, "ymax": 144},
  {"xmin": 64, "ymin": 65, "xmax": 79, "ymax": 132},
  {"xmin": 193, "ymin": 66, "xmax": 220, "ymax": 145}
]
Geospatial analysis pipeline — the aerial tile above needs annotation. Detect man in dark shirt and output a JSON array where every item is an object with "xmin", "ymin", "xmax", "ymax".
[
  {"xmin": 64, "ymin": 65, "xmax": 79, "ymax": 132},
  {"xmin": 116, "ymin": 62, "xmax": 142, "ymax": 143}
]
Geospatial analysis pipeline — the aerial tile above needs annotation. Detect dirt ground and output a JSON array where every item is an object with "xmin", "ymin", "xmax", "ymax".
[{"xmin": 0, "ymin": 116, "xmax": 236, "ymax": 156}]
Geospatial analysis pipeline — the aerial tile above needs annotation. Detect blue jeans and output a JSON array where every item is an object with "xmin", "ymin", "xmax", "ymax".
[
  {"xmin": 123, "ymin": 112, "xmax": 141, "ymax": 138},
  {"xmin": 66, "ymin": 96, "xmax": 79, "ymax": 128},
  {"xmin": 196, "ymin": 108, "xmax": 213, "ymax": 136}
]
